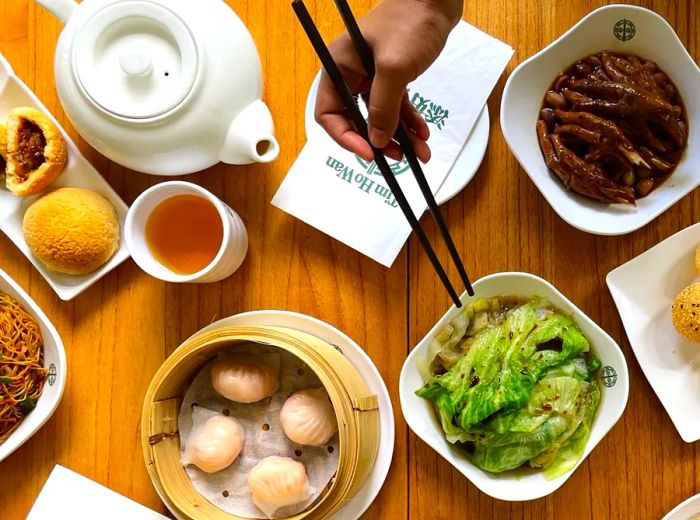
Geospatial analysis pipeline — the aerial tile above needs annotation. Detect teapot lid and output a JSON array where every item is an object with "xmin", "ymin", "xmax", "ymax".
[{"xmin": 72, "ymin": 1, "xmax": 198, "ymax": 120}]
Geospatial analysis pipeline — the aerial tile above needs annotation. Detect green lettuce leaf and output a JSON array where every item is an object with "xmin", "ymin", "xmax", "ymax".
[
  {"xmin": 471, "ymin": 374, "xmax": 589, "ymax": 472},
  {"xmin": 543, "ymin": 378, "xmax": 601, "ymax": 479}
]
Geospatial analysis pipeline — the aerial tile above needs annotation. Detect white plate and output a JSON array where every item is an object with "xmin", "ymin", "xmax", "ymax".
[
  {"xmin": 0, "ymin": 267, "xmax": 66, "ymax": 463},
  {"xmin": 0, "ymin": 53, "xmax": 130, "ymax": 300},
  {"xmin": 501, "ymin": 5, "xmax": 700, "ymax": 236},
  {"xmin": 607, "ymin": 222, "xmax": 700, "ymax": 442},
  {"xmin": 304, "ymin": 71, "xmax": 489, "ymax": 205},
  {"xmin": 663, "ymin": 494, "xmax": 700, "ymax": 520},
  {"xmin": 400, "ymin": 272, "xmax": 629, "ymax": 501},
  {"xmin": 189, "ymin": 310, "xmax": 395, "ymax": 520}
]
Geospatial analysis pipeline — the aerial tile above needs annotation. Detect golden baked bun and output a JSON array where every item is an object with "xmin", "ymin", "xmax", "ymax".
[
  {"xmin": 23, "ymin": 188, "xmax": 119, "ymax": 275},
  {"xmin": 6, "ymin": 107, "xmax": 67, "ymax": 196}
]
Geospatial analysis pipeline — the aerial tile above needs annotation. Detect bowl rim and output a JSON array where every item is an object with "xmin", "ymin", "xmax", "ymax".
[
  {"xmin": 0, "ymin": 267, "xmax": 66, "ymax": 463},
  {"xmin": 661, "ymin": 493, "xmax": 700, "ymax": 520},
  {"xmin": 399, "ymin": 271, "xmax": 630, "ymax": 501},
  {"xmin": 500, "ymin": 4, "xmax": 700, "ymax": 236}
]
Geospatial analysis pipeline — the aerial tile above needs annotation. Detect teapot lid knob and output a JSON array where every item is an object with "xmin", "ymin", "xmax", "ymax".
[
  {"xmin": 119, "ymin": 50, "xmax": 153, "ymax": 77},
  {"xmin": 72, "ymin": 1, "xmax": 198, "ymax": 120}
]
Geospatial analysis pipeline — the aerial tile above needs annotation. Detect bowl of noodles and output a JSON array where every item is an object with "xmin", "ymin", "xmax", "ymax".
[{"xmin": 0, "ymin": 267, "xmax": 65, "ymax": 463}]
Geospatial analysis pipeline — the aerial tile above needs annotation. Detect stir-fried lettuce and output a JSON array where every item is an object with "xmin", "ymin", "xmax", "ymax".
[{"xmin": 416, "ymin": 297, "xmax": 601, "ymax": 478}]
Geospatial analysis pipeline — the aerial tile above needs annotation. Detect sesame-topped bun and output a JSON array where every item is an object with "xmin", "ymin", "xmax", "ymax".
[
  {"xmin": 671, "ymin": 282, "xmax": 700, "ymax": 342},
  {"xmin": 23, "ymin": 187, "xmax": 119, "ymax": 275}
]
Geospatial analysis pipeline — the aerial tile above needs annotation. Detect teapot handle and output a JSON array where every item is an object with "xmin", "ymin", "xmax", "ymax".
[{"xmin": 35, "ymin": 0, "xmax": 77, "ymax": 24}]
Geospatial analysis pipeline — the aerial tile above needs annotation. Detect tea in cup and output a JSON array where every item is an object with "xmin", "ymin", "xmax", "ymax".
[{"xmin": 125, "ymin": 181, "xmax": 248, "ymax": 283}]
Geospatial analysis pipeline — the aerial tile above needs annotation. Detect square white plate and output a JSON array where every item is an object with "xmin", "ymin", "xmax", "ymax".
[
  {"xmin": 607, "ymin": 223, "xmax": 700, "ymax": 442},
  {"xmin": 400, "ymin": 272, "xmax": 629, "ymax": 501},
  {"xmin": 0, "ymin": 53, "xmax": 129, "ymax": 300},
  {"xmin": 501, "ymin": 5, "xmax": 700, "ymax": 235}
]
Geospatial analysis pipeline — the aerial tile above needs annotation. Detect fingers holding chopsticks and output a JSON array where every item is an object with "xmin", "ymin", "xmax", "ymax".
[
  {"xmin": 315, "ymin": 69, "xmax": 428, "ymax": 162},
  {"xmin": 400, "ymin": 94, "xmax": 431, "ymax": 162},
  {"xmin": 313, "ymin": 0, "xmax": 462, "ymax": 164}
]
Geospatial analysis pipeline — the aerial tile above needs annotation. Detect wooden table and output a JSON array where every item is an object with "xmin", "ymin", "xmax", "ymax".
[{"xmin": 1, "ymin": 0, "xmax": 698, "ymax": 518}]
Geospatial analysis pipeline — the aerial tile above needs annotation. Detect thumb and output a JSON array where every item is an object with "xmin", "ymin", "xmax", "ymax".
[{"xmin": 367, "ymin": 63, "xmax": 407, "ymax": 149}]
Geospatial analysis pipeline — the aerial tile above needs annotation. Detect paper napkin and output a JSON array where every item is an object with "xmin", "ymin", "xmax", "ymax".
[
  {"xmin": 26, "ymin": 465, "xmax": 169, "ymax": 520},
  {"xmin": 273, "ymin": 21, "xmax": 513, "ymax": 267}
]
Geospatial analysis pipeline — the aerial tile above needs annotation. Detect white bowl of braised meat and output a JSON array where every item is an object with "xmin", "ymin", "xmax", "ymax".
[{"xmin": 501, "ymin": 5, "xmax": 699, "ymax": 235}]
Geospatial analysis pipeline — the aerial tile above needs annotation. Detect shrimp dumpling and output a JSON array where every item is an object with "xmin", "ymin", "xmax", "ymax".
[
  {"xmin": 181, "ymin": 408, "xmax": 245, "ymax": 473},
  {"xmin": 247, "ymin": 456, "xmax": 311, "ymax": 517},
  {"xmin": 280, "ymin": 387, "xmax": 338, "ymax": 446},
  {"xmin": 211, "ymin": 354, "xmax": 279, "ymax": 403}
]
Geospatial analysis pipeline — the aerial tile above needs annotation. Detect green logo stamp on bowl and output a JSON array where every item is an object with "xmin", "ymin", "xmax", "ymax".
[
  {"xmin": 47, "ymin": 363, "xmax": 57, "ymax": 386},
  {"xmin": 613, "ymin": 19, "xmax": 636, "ymax": 42},
  {"xmin": 602, "ymin": 365, "xmax": 618, "ymax": 387}
]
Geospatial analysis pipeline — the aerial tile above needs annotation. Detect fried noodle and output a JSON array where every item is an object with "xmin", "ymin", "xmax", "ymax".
[{"xmin": 0, "ymin": 292, "xmax": 46, "ymax": 444}]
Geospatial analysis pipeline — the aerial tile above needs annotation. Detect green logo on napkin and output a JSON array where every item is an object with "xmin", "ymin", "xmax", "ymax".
[
  {"xmin": 613, "ymin": 19, "xmax": 635, "ymax": 42},
  {"xmin": 356, "ymin": 156, "xmax": 411, "ymax": 177},
  {"xmin": 411, "ymin": 92, "xmax": 450, "ymax": 130},
  {"xmin": 354, "ymin": 90, "xmax": 450, "ymax": 178}
]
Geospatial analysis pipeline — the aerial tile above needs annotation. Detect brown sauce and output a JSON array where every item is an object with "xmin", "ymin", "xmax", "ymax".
[
  {"xmin": 16, "ymin": 119, "xmax": 46, "ymax": 177},
  {"xmin": 537, "ymin": 52, "xmax": 688, "ymax": 204}
]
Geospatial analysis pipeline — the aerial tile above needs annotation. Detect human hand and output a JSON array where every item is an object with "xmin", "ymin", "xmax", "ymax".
[{"xmin": 315, "ymin": 0, "xmax": 463, "ymax": 162}]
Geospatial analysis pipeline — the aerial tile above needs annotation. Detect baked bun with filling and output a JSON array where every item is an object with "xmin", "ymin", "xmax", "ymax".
[{"xmin": 6, "ymin": 107, "xmax": 66, "ymax": 196}]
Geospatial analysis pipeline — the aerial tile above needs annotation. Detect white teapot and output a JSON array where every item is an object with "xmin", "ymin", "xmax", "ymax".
[{"xmin": 36, "ymin": 0, "xmax": 279, "ymax": 175}]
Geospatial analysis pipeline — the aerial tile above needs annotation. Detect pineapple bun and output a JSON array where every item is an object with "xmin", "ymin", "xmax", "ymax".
[{"xmin": 23, "ymin": 187, "xmax": 119, "ymax": 275}]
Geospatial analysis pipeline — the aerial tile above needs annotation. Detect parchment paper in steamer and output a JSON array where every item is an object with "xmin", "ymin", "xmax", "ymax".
[{"xmin": 178, "ymin": 344, "xmax": 339, "ymax": 519}]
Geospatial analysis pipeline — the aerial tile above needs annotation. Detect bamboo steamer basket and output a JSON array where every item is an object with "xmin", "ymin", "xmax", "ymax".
[{"xmin": 141, "ymin": 325, "xmax": 380, "ymax": 520}]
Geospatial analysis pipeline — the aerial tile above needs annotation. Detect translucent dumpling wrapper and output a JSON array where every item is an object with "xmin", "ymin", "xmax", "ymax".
[
  {"xmin": 181, "ymin": 406, "xmax": 245, "ymax": 473},
  {"xmin": 280, "ymin": 388, "xmax": 338, "ymax": 446},
  {"xmin": 248, "ymin": 456, "xmax": 312, "ymax": 518},
  {"xmin": 211, "ymin": 353, "xmax": 280, "ymax": 403}
]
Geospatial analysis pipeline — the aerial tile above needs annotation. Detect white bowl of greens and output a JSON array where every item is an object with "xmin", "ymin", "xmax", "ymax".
[{"xmin": 399, "ymin": 272, "xmax": 629, "ymax": 501}]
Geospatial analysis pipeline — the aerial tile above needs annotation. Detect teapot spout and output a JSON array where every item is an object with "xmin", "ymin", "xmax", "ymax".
[
  {"xmin": 220, "ymin": 100, "xmax": 279, "ymax": 165},
  {"xmin": 35, "ymin": 0, "xmax": 77, "ymax": 23}
]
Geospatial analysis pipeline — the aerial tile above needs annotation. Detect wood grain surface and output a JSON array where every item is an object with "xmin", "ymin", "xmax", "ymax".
[{"xmin": 0, "ymin": 1, "xmax": 698, "ymax": 519}]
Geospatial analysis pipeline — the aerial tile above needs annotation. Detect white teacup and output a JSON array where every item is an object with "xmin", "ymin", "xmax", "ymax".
[{"xmin": 125, "ymin": 181, "xmax": 248, "ymax": 283}]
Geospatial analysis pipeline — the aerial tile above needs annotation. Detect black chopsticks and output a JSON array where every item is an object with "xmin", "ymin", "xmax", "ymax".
[{"xmin": 292, "ymin": 0, "xmax": 473, "ymax": 307}]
